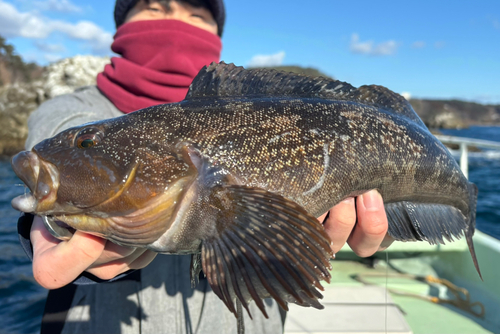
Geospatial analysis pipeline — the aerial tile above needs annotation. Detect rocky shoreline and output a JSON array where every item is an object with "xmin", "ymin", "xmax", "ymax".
[
  {"xmin": 1, "ymin": 56, "xmax": 499, "ymax": 157},
  {"xmin": 0, "ymin": 56, "xmax": 110, "ymax": 156},
  {"xmin": 410, "ymin": 98, "xmax": 500, "ymax": 129}
]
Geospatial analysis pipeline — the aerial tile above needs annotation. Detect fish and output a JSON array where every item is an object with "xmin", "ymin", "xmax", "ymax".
[{"xmin": 11, "ymin": 62, "xmax": 480, "ymax": 320}]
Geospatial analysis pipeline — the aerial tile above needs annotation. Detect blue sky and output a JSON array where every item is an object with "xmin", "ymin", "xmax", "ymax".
[{"xmin": 0, "ymin": 0, "xmax": 499, "ymax": 103}]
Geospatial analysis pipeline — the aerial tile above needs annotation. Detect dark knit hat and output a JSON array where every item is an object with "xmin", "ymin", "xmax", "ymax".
[{"xmin": 114, "ymin": 0, "xmax": 226, "ymax": 36}]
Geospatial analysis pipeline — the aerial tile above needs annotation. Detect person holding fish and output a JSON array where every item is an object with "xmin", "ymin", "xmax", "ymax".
[{"xmin": 16, "ymin": 0, "xmax": 393, "ymax": 333}]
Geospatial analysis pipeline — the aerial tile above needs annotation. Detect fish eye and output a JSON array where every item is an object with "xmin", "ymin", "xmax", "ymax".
[{"xmin": 75, "ymin": 128, "xmax": 103, "ymax": 149}]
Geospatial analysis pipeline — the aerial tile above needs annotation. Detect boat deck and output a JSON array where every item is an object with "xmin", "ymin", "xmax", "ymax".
[{"xmin": 284, "ymin": 232, "xmax": 499, "ymax": 334}]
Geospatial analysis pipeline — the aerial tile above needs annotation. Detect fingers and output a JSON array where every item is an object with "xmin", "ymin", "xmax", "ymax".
[
  {"xmin": 31, "ymin": 216, "xmax": 107, "ymax": 289},
  {"xmin": 91, "ymin": 241, "xmax": 138, "ymax": 266},
  {"xmin": 321, "ymin": 190, "xmax": 391, "ymax": 257},
  {"xmin": 321, "ymin": 197, "xmax": 357, "ymax": 254},
  {"xmin": 87, "ymin": 249, "xmax": 158, "ymax": 280},
  {"xmin": 31, "ymin": 216, "xmax": 158, "ymax": 288},
  {"xmin": 347, "ymin": 190, "xmax": 389, "ymax": 257},
  {"xmin": 129, "ymin": 250, "xmax": 158, "ymax": 269}
]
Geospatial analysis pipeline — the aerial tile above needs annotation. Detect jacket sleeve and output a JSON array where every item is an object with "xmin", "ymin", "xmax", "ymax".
[{"xmin": 25, "ymin": 86, "xmax": 121, "ymax": 150}]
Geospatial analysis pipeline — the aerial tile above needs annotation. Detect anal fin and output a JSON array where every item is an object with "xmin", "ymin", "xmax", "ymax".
[
  {"xmin": 385, "ymin": 200, "xmax": 481, "ymax": 278},
  {"xmin": 385, "ymin": 201, "xmax": 467, "ymax": 244}
]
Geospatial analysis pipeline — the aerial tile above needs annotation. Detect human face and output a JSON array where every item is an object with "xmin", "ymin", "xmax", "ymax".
[{"xmin": 124, "ymin": 0, "xmax": 217, "ymax": 35}]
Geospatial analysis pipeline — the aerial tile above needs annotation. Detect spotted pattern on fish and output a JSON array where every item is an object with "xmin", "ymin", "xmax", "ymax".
[{"xmin": 96, "ymin": 97, "xmax": 460, "ymax": 221}]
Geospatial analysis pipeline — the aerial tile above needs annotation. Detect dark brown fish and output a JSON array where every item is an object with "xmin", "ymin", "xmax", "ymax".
[{"xmin": 11, "ymin": 62, "xmax": 480, "ymax": 319}]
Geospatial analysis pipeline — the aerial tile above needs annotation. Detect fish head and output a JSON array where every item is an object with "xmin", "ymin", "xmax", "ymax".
[{"xmin": 11, "ymin": 118, "xmax": 198, "ymax": 244}]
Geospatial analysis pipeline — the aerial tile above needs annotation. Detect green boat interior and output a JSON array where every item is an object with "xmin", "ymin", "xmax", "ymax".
[{"xmin": 284, "ymin": 231, "xmax": 500, "ymax": 334}]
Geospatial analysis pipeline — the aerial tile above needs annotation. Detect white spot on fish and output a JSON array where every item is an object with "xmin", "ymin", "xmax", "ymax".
[
  {"xmin": 303, "ymin": 142, "xmax": 330, "ymax": 196},
  {"xmin": 269, "ymin": 132, "xmax": 291, "ymax": 143},
  {"xmin": 340, "ymin": 135, "xmax": 350, "ymax": 142}
]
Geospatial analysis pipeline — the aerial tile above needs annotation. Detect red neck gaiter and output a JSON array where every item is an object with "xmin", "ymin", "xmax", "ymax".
[{"xmin": 97, "ymin": 20, "xmax": 222, "ymax": 113}]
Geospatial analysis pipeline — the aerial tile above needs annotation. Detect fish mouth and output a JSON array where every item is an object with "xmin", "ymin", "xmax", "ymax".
[{"xmin": 11, "ymin": 151, "xmax": 60, "ymax": 213}]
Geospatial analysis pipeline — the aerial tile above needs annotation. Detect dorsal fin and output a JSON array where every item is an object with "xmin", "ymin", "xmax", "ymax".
[
  {"xmin": 349, "ymin": 84, "xmax": 426, "ymax": 127},
  {"xmin": 186, "ymin": 62, "xmax": 356, "ymax": 100},
  {"xmin": 186, "ymin": 62, "xmax": 426, "ymax": 128}
]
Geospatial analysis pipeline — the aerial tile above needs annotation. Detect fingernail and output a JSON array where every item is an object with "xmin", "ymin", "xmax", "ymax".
[
  {"xmin": 342, "ymin": 197, "xmax": 355, "ymax": 205},
  {"xmin": 362, "ymin": 191, "xmax": 383, "ymax": 210}
]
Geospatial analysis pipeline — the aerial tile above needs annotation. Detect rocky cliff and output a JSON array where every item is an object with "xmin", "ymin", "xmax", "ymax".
[
  {"xmin": 410, "ymin": 99, "xmax": 500, "ymax": 129},
  {"xmin": 0, "ymin": 55, "xmax": 110, "ymax": 156},
  {"xmin": 0, "ymin": 36, "xmax": 43, "ymax": 86}
]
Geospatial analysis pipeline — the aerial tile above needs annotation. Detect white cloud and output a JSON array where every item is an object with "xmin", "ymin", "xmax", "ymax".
[
  {"xmin": 349, "ymin": 34, "xmax": 372, "ymax": 54},
  {"xmin": 349, "ymin": 33, "xmax": 398, "ymax": 56},
  {"xmin": 51, "ymin": 21, "xmax": 113, "ymax": 54},
  {"xmin": 434, "ymin": 41, "xmax": 446, "ymax": 49},
  {"xmin": 411, "ymin": 41, "xmax": 425, "ymax": 49},
  {"xmin": 0, "ymin": 1, "xmax": 49, "ymax": 38},
  {"xmin": 0, "ymin": 0, "xmax": 112, "ymax": 55},
  {"xmin": 33, "ymin": 0, "xmax": 83, "ymax": 13},
  {"xmin": 400, "ymin": 92, "xmax": 411, "ymax": 100},
  {"xmin": 493, "ymin": 19, "xmax": 500, "ymax": 30},
  {"xmin": 247, "ymin": 51, "xmax": 286, "ymax": 67}
]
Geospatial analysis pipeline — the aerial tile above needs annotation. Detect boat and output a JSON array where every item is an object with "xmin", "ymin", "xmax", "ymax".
[{"xmin": 284, "ymin": 135, "xmax": 500, "ymax": 334}]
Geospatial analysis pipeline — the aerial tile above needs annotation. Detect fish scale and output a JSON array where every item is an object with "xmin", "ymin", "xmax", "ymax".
[
  {"xmin": 11, "ymin": 62, "xmax": 480, "ymax": 330},
  {"xmin": 155, "ymin": 98, "xmax": 445, "ymax": 217}
]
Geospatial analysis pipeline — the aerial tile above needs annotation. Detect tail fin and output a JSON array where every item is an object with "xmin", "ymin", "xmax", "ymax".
[{"xmin": 466, "ymin": 183, "xmax": 482, "ymax": 280}]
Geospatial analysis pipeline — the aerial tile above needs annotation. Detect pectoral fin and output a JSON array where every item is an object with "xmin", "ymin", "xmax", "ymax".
[{"xmin": 200, "ymin": 185, "xmax": 333, "ymax": 318}]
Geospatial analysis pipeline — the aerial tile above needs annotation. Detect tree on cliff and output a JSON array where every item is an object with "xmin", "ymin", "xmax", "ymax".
[{"xmin": 0, "ymin": 35, "xmax": 42, "ymax": 85}]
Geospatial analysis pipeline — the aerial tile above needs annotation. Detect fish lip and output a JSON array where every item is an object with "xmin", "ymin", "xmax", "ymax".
[
  {"xmin": 11, "ymin": 150, "xmax": 60, "ymax": 213},
  {"xmin": 11, "ymin": 151, "xmax": 40, "ymax": 193},
  {"xmin": 11, "ymin": 193, "xmax": 37, "ymax": 213}
]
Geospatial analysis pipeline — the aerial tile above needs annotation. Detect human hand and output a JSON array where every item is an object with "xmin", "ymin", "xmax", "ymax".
[
  {"xmin": 319, "ymin": 190, "xmax": 394, "ymax": 257},
  {"xmin": 30, "ymin": 215, "xmax": 157, "ymax": 289}
]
